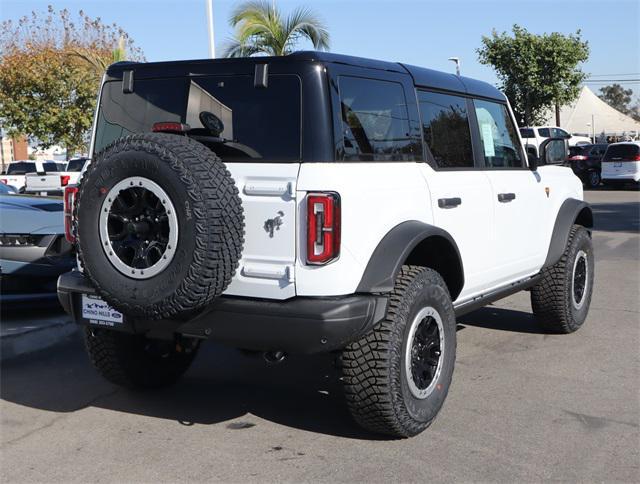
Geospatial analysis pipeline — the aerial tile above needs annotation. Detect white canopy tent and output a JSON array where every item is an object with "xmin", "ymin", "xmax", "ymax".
[{"xmin": 545, "ymin": 86, "xmax": 640, "ymax": 140}]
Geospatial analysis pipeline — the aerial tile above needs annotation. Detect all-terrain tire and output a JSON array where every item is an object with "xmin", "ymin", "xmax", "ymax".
[
  {"xmin": 76, "ymin": 133, "xmax": 244, "ymax": 320},
  {"xmin": 84, "ymin": 328, "xmax": 198, "ymax": 389},
  {"xmin": 342, "ymin": 266, "xmax": 457, "ymax": 438},
  {"xmin": 531, "ymin": 225, "xmax": 594, "ymax": 333}
]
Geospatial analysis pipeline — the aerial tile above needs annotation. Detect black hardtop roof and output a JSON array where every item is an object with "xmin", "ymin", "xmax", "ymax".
[{"xmin": 107, "ymin": 51, "xmax": 504, "ymax": 101}]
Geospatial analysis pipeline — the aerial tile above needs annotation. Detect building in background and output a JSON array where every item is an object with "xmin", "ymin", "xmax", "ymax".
[
  {"xmin": 27, "ymin": 144, "xmax": 67, "ymax": 162},
  {"xmin": 0, "ymin": 129, "xmax": 28, "ymax": 173}
]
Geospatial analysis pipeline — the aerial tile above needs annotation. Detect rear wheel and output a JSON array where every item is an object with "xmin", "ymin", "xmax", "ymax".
[
  {"xmin": 531, "ymin": 225, "xmax": 594, "ymax": 333},
  {"xmin": 84, "ymin": 328, "xmax": 199, "ymax": 389},
  {"xmin": 342, "ymin": 266, "xmax": 456, "ymax": 438}
]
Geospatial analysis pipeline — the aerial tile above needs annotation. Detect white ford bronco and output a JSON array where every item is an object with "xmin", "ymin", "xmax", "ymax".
[{"xmin": 58, "ymin": 52, "xmax": 594, "ymax": 438}]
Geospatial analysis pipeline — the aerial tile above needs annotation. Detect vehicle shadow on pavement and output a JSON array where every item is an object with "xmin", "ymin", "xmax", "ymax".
[
  {"xmin": 459, "ymin": 306, "xmax": 553, "ymax": 334},
  {"xmin": 0, "ymin": 336, "xmax": 388, "ymax": 440},
  {"xmin": 591, "ymin": 201, "xmax": 640, "ymax": 233}
]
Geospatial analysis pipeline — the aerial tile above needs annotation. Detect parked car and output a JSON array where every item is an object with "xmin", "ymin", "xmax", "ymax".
[
  {"xmin": 567, "ymin": 143, "xmax": 608, "ymax": 188},
  {"xmin": 601, "ymin": 142, "xmax": 640, "ymax": 188},
  {"xmin": 24, "ymin": 168, "xmax": 67, "ymax": 196},
  {"xmin": 0, "ymin": 160, "xmax": 60, "ymax": 193},
  {"xmin": 0, "ymin": 193, "xmax": 75, "ymax": 297},
  {"xmin": 519, "ymin": 126, "xmax": 587, "ymax": 157},
  {"xmin": 61, "ymin": 157, "xmax": 90, "ymax": 185},
  {"xmin": 0, "ymin": 183, "xmax": 18, "ymax": 195},
  {"xmin": 58, "ymin": 52, "xmax": 593, "ymax": 438}
]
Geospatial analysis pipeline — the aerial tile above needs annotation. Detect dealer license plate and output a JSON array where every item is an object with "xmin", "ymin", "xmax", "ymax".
[{"xmin": 82, "ymin": 294, "xmax": 123, "ymax": 326}]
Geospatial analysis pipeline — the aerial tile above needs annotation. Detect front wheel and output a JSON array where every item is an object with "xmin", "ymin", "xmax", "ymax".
[
  {"xmin": 531, "ymin": 225, "xmax": 594, "ymax": 333},
  {"xmin": 586, "ymin": 171, "xmax": 601, "ymax": 189},
  {"xmin": 341, "ymin": 266, "xmax": 456, "ymax": 438}
]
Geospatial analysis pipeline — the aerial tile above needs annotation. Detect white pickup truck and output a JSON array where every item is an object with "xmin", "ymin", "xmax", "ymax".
[
  {"xmin": 24, "ymin": 161, "xmax": 68, "ymax": 196},
  {"xmin": 1, "ymin": 160, "xmax": 62, "ymax": 193}
]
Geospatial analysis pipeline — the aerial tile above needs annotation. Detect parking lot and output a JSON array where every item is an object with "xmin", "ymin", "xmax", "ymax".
[{"xmin": 1, "ymin": 189, "xmax": 638, "ymax": 483}]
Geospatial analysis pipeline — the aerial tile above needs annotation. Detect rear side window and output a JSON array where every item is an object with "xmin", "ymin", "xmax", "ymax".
[
  {"xmin": 538, "ymin": 128, "xmax": 551, "ymax": 137},
  {"xmin": 7, "ymin": 162, "xmax": 36, "ymax": 175},
  {"xmin": 473, "ymin": 99, "xmax": 524, "ymax": 168},
  {"xmin": 338, "ymin": 76, "xmax": 420, "ymax": 161},
  {"xmin": 418, "ymin": 91, "xmax": 473, "ymax": 168},
  {"xmin": 66, "ymin": 159, "xmax": 87, "ymax": 172},
  {"xmin": 604, "ymin": 144, "xmax": 640, "ymax": 161},
  {"xmin": 43, "ymin": 162, "xmax": 59, "ymax": 172},
  {"xmin": 519, "ymin": 128, "xmax": 535, "ymax": 138}
]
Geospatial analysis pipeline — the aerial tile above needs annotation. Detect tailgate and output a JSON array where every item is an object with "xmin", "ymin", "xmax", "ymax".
[
  {"xmin": 222, "ymin": 163, "xmax": 299, "ymax": 299},
  {"xmin": 25, "ymin": 173, "xmax": 61, "ymax": 191}
]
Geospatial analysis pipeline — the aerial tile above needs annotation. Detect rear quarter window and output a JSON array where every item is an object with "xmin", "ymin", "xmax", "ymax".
[{"xmin": 519, "ymin": 128, "xmax": 535, "ymax": 138}]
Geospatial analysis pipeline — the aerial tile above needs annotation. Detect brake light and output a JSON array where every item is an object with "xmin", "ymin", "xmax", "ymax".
[
  {"xmin": 568, "ymin": 155, "xmax": 587, "ymax": 161},
  {"xmin": 0, "ymin": 179, "xmax": 7, "ymax": 184},
  {"xmin": 64, "ymin": 185, "xmax": 79, "ymax": 243},
  {"xmin": 151, "ymin": 122, "xmax": 190, "ymax": 133},
  {"xmin": 60, "ymin": 175, "xmax": 71, "ymax": 186},
  {"xmin": 306, "ymin": 192, "xmax": 340, "ymax": 265}
]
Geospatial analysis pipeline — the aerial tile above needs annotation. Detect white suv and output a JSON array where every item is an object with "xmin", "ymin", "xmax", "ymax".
[
  {"xmin": 58, "ymin": 53, "xmax": 594, "ymax": 438},
  {"xmin": 601, "ymin": 142, "xmax": 640, "ymax": 187}
]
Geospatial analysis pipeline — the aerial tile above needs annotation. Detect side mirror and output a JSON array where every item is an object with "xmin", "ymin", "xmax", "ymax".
[
  {"xmin": 527, "ymin": 152, "xmax": 538, "ymax": 171},
  {"xmin": 539, "ymin": 137, "xmax": 568, "ymax": 166}
]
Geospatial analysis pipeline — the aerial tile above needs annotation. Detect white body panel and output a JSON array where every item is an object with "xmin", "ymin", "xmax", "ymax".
[
  {"xmin": 222, "ymin": 163, "xmax": 300, "ymax": 300},
  {"xmin": 24, "ymin": 172, "xmax": 63, "ymax": 193},
  {"xmin": 1, "ymin": 175, "xmax": 26, "ymax": 192},
  {"xmin": 602, "ymin": 161, "xmax": 640, "ymax": 182}
]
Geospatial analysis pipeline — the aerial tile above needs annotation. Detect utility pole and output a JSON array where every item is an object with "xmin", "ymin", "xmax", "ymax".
[
  {"xmin": 448, "ymin": 57, "xmax": 461, "ymax": 76},
  {"xmin": 206, "ymin": 0, "xmax": 215, "ymax": 58}
]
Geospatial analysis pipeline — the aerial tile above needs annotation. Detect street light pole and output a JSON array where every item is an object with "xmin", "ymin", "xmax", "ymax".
[
  {"xmin": 448, "ymin": 57, "xmax": 461, "ymax": 76},
  {"xmin": 206, "ymin": 0, "xmax": 215, "ymax": 58}
]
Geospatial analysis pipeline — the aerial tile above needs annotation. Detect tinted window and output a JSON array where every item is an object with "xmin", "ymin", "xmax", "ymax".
[
  {"xmin": 519, "ymin": 128, "xmax": 535, "ymax": 138},
  {"xmin": 66, "ymin": 159, "xmax": 87, "ymax": 172},
  {"xmin": 604, "ymin": 144, "xmax": 640, "ymax": 161},
  {"xmin": 589, "ymin": 144, "xmax": 607, "ymax": 157},
  {"xmin": 7, "ymin": 162, "xmax": 36, "ymax": 175},
  {"xmin": 538, "ymin": 128, "xmax": 551, "ymax": 137},
  {"xmin": 418, "ymin": 91, "xmax": 473, "ymax": 168},
  {"xmin": 43, "ymin": 162, "xmax": 59, "ymax": 172},
  {"xmin": 552, "ymin": 128, "xmax": 569, "ymax": 138},
  {"xmin": 474, "ymin": 100, "xmax": 524, "ymax": 168},
  {"xmin": 338, "ymin": 77, "xmax": 419, "ymax": 161},
  {"xmin": 95, "ymin": 75, "xmax": 301, "ymax": 162}
]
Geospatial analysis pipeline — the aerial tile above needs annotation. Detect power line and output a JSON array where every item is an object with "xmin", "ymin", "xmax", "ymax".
[
  {"xmin": 588, "ymin": 73, "xmax": 640, "ymax": 77},
  {"xmin": 583, "ymin": 79, "xmax": 640, "ymax": 83}
]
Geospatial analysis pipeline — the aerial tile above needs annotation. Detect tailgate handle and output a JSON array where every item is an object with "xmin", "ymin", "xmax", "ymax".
[
  {"xmin": 498, "ymin": 192, "xmax": 516, "ymax": 203},
  {"xmin": 438, "ymin": 197, "xmax": 462, "ymax": 209}
]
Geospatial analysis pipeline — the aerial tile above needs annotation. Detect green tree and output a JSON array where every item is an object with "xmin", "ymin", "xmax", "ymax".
[
  {"xmin": 0, "ymin": 6, "xmax": 143, "ymax": 156},
  {"xmin": 477, "ymin": 25, "xmax": 589, "ymax": 126},
  {"xmin": 224, "ymin": 1, "xmax": 329, "ymax": 57},
  {"xmin": 598, "ymin": 84, "xmax": 633, "ymax": 114}
]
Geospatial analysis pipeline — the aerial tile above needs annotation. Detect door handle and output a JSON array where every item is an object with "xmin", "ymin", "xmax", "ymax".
[
  {"xmin": 497, "ymin": 192, "xmax": 516, "ymax": 203},
  {"xmin": 438, "ymin": 197, "xmax": 462, "ymax": 209}
]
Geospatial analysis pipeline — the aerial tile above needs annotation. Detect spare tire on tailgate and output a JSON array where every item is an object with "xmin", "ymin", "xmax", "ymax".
[{"xmin": 76, "ymin": 133, "xmax": 244, "ymax": 320}]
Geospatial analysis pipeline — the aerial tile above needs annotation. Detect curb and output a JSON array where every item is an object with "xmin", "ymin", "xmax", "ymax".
[{"xmin": 1, "ymin": 318, "xmax": 78, "ymax": 361}]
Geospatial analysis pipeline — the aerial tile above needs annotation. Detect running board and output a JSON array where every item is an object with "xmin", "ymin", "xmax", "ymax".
[{"xmin": 453, "ymin": 274, "xmax": 542, "ymax": 317}]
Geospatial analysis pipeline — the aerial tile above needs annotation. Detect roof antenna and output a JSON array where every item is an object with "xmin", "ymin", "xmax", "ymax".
[{"xmin": 448, "ymin": 57, "xmax": 461, "ymax": 76}]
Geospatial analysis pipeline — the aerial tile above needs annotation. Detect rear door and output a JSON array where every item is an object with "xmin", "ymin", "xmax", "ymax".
[
  {"xmin": 92, "ymin": 73, "xmax": 303, "ymax": 299},
  {"xmin": 602, "ymin": 144, "xmax": 640, "ymax": 181},
  {"xmin": 416, "ymin": 90, "xmax": 495, "ymax": 300}
]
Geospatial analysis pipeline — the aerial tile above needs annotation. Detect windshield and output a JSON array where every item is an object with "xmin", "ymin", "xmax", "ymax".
[
  {"xmin": 7, "ymin": 162, "xmax": 36, "ymax": 175},
  {"xmin": 66, "ymin": 158, "xmax": 87, "ymax": 172},
  {"xmin": 604, "ymin": 144, "xmax": 640, "ymax": 161},
  {"xmin": 94, "ymin": 75, "xmax": 301, "ymax": 162}
]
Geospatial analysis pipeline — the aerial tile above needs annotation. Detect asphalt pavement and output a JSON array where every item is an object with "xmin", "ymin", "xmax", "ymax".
[{"xmin": 1, "ymin": 189, "xmax": 638, "ymax": 483}]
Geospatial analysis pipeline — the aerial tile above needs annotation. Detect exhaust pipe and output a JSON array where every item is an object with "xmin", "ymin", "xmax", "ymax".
[{"xmin": 263, "ymin": 350, "xmax": 286, "ymax": 365}]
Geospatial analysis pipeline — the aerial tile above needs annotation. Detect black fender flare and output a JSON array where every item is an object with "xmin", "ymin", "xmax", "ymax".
[
  {"xmin": 356, "ymin": 220, "xmax": 464, "ymax": 296},
  {"xmin": 543, "ymin": 198, "xmax": 593, "ymax": 268}
]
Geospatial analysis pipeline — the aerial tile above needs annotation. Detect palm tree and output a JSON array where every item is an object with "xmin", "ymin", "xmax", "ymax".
[
  {"xmin": 224, "ymin": 1, "xmax": 329, "ymax": 58},
  {"xmin": 67, "ymin": 36, "xmax": 128, "ymax": 76}
]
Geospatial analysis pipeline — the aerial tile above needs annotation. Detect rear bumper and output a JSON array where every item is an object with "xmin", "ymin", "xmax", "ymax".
[{"xmin": 57, "ymin": 271, "xmax": 388, "ymax": 354}]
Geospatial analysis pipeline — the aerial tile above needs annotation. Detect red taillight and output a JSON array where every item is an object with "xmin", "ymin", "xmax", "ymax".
[
  {"xmin": 634, "ymin": 155, "xmax": 640, "ymax": 161},
  {"xmin": 64, "ymin": 185, "xmax": 79, "ymax": 243},
  {"xmin": 568, "ymin": 155, "xmax": 587, "ymax": 161},
  {"xmin": 306, "ymin": 192, "xmax": 341, "ymax": 265},
  {"xmin": 60, "ymin": 175, "xmax": 71, "ymax": 186},
  {"xmin": 0, "ymin": 179, "xmax": 7, "ymax": 184},
  {"xmin": 151, "ymin": 122, "xmax": 190, "ymax": 133}
]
